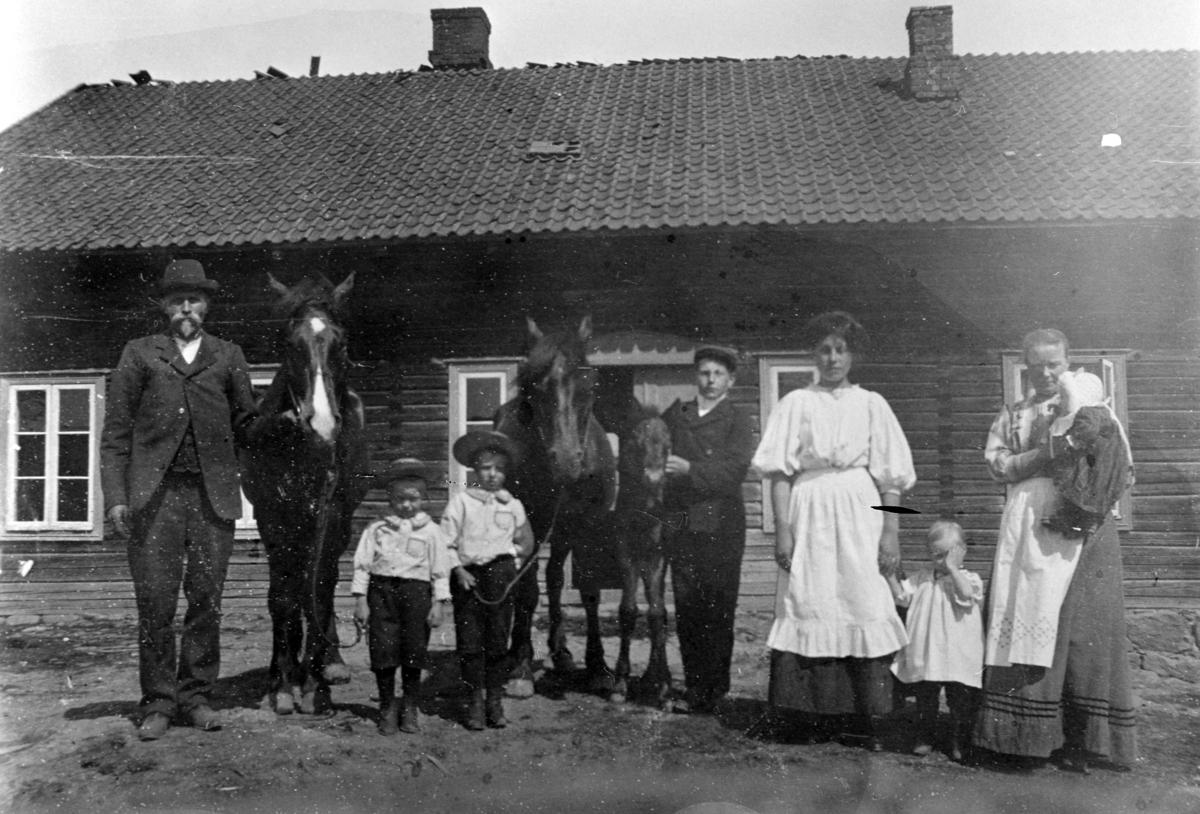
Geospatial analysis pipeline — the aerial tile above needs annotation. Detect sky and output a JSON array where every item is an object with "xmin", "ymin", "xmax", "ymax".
[{"xmin": 2, "ymin": 0, "xmax": 1199, "ymax": 131}]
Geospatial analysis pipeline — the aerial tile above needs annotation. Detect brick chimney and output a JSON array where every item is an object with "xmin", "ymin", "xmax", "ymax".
[
  {"xmin": 429, "ymin": 7, "xmax": 492, "ymax": 70},
  {"xmin": 904, "ymin": 6, "xmax": 961, "ymax": 100}
]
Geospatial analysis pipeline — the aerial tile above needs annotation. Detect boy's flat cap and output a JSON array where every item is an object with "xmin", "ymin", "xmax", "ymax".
[
  {"xmin": 694, "ymin": 344, "xmax": 739, "ymax": 372},
  {"xmin": 376, "ymin": 457, "xmax": 428, "ymax": 487}
]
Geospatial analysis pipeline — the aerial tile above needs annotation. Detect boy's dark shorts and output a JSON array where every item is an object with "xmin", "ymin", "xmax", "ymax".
[{"xmin": 367, "ymin": 576, "xmax": 433, "ymax": 671}]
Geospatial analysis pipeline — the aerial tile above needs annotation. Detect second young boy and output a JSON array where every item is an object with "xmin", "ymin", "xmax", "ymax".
[{"xmin": 443, "ymin": 430, "xmax": 535, "ymax": 731}]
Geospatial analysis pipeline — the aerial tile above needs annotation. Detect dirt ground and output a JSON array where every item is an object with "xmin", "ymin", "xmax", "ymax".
[{"xmin": 2, "ymin": 609, "xmax": 1199, "ymax": 814}]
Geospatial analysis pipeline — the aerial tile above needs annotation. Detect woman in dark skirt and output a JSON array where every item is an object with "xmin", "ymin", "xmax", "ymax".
[
  {"xmin": 752, "ymin": 313, "xmax": 916, "ymax": 748},
  {"xmin": 974, "ymin": 330, "xmax": 1137, "ymax": 771}
]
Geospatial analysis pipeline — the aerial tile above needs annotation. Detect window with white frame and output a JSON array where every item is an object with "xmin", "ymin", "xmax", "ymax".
[
  {"xmin": 1000, "ymin": 350, "xmax": 1132, "ymax": 529},
  {"xmin": 1, "ymin": 374, "xmax": 106, "ymax": 538},
  {"xmin": 757, "ymin": 354, "xmax": 819, "ymax": 532},
  {"xmin": 447, "ymin": 360, "xmax": 520, "ymax": 495},
  {"xmin": 235, "ymin": 365, "xmax": 280, "ymax": 538}
]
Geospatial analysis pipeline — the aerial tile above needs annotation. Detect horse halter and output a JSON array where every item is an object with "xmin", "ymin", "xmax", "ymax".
[
  {"xmin": 527, "ymin": 361, "xmax": 598, "ymax": 462},
  {"xmin": 282, "ymin": 307, "xmax": 347, "ymax": 445}
]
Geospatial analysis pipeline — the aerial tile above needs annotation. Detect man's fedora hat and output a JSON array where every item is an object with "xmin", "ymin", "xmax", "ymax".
[
  {"xmin": 452, "ymin": 430, "xmax": 522, "ymax": 468},
  {"xmin": 694, "ymin": 344, "xmax": 740, "ymax": 373},
  {"xmin": 159, "ymin": 259, "xmax": 219, "ymax": 294}
]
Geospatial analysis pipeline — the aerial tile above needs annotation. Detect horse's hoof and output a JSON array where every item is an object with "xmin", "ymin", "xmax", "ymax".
[
  {"xmin": 272, "ymin": 690, "xmax": 295, "ymax": 715},
  {"xmin": 322, "ymin": 663, "xmax": 352, "ymax": 686},
  {"xmin": 610, "ymin": 683, "xmax": 628, "ymax": 704},
  {"xmin": 589, "ymin": 671, "xmax": 616, "ymax": 695},
  {"xmin": 506, "ymin": 678, "xmax": 535, "ymax": 699},
  {"xmin": 551, "ymin": 650, "xmax": 577, "ymax": 674},
  {"xmin": 299, "ymin": 687, "xmax": 332, "ymax": 716},
  {"xmin": 660, "ymin": 698, "xmax": 675, "ymax": 714}
]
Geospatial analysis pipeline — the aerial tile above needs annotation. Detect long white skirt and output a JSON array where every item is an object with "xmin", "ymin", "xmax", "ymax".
[
  {"xmin": 984, "ymin": 476, "xmax": 1082, "ymax": 668},
  {"xmin": 767, "ymin": 466, "xmax": 908, "ymax": 659}
]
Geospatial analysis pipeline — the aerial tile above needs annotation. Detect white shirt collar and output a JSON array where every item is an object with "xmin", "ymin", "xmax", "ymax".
[
  {"xmin": 384, "ymin": 511, "xmax": 431, "ymax": 530},
  {"xmin": 696, "ymin": 393, "xmax": 727, "ymax": 417},
  {"xmin": 173, "ymin": 333, "xmax": 202, "ymax": 364},
  {"xmin": 466, "ymin": 487, "xmax": 513, "ymax": 504}
]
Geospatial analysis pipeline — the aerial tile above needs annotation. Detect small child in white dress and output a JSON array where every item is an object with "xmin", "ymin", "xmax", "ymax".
[{"xmin": 889, "ymin": 520, "xmax": 984, "ymax": 761}]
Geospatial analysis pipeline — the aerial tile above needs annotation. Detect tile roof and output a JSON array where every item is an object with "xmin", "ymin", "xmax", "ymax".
[{"xmin": 0, "ymin": 50, "xmax": 1197, "ymax": 251}]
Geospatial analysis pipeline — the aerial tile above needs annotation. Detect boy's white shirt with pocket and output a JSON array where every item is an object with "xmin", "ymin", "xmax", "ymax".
[
  {"xmin": 350, "ymin": 511, "xmax": 452, "ymax": 600},
  {"xmin": 442, "ymin": 488, "xmax": 528, "ymax": 568}
]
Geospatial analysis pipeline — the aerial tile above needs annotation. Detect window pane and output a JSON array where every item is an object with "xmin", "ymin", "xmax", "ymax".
[
  {"xmin": 57, "ymin": 479, "xmax": 89, "ymax": 521},
  {"xmin": 58, "ymin": 434, "xmax": 90, "ymax": 477},
  {"xmin": 465, "ymin": 377, "xmax": 501, "ymax": 422},
  {"xmin": 59, "ymin": 389, "xmax": 91, "ymax": 431},
  {"xmin": 16, "ymin": 480, "xmax": 45, "ymax": 521},
  {"xmin": 16, "ymin": 390, "xmax": 46, "ymax": 433},
  {"xmin": 17, "ymin": 435, "xmax": 45, "ymax": 476},
  {"xmin": 778, "ymin": 370, "xmax": 814, "ymax": 399}
]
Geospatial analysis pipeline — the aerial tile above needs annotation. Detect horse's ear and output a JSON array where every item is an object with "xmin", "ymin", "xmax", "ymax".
[
  {"xmin": 526, "ymin": 316, "xmax": 544, "ymax": 340},
  {"xmin": 578, "ymin": 315, "xmax": 593, "ymax": 342},
  {"xmin": 333, "ymin": 272, "xmax": 356, "ymax": 305},
  {"xmin": 267, "ymin": 273, "xmax": 290, "ymax": 297}
]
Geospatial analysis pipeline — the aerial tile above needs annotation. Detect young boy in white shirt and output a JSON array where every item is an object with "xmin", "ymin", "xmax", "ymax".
[
  {"xmin": 442, "ymin": 431, "xmax": 535, "ymax": 731},
  {"xmin": 351, "ymin": 459, "xmax": 450, "ymax": 735}
]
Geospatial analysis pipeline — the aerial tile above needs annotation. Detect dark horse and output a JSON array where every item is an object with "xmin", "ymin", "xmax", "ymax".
[
  {"xmin": 611, "ymin": 414, "xmax": 674, "ymax": 709},
  {"xmin": 495, "ymin": 316, "xmax": 618, "ymax": 695},
  {"xmin": 241, "ymin": 273, "xmax": 371, "ymax": 715}
]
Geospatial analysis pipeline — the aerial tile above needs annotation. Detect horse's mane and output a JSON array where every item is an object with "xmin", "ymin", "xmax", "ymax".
[
  {"xmin": 519, "ymin": 329, "xmax": 588, "ymax": 392},
  {"xmin": 272, "ymin": 276, "xmax": 346, "ymax": 321},
  {"xmin": 632, "ymin": 404, "xmax": 661, "ymax": 422}
]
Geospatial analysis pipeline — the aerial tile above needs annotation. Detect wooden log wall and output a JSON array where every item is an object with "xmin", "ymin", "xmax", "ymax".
[
  {"xmin": 1, "ymin": 222, "xmax": 1197, "ymax": 618},
  {"xmin": 2, "ymin": 350, "xmax": 1197, "ymax": 618}
]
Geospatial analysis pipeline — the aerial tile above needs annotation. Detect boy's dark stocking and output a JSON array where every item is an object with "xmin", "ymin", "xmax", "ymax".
[
  {"xmin": 913, "ymin": 682, "xmax": 940, "ymax": 756},
  {"xmin": 400, "ymin": 666, "xmax": 422, "ymax": 733},
  {"xmin": 945, "ymin": 682, "xmax": 978, "ymax": 763},
  {"xmin": 374, "ymin": 668, "xmax": 400, "ymax": 736}
]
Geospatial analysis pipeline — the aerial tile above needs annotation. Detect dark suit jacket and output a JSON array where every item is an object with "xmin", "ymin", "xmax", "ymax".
[
  {"xmin": 661, "ymin": 397, "xmax": 754, "ymax": 542},
  {"xmin": 101, "ymin": 332, "xmax": 259, "ymax": 520}
]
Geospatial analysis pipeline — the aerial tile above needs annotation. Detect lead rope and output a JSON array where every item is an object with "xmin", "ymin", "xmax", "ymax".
[
  {"xmin": 472, "ymin": 492, "xmax": 565, "ymax": 607},
  {"xmin": 293, "ymin": 377, "xmax": 361, "ymax": 651}
]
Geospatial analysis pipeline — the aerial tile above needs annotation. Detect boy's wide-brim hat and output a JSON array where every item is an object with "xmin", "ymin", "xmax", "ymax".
[
  {"xmin": 452, "ymin": 430, "xmax": 522, "ymax": 468},
  {"xmin": 376, "ymin": 457, "xmax": 428, "ymax": 488},
  {"xmin": 694, "ymin": 344, "xmax": 739, "ymax": 372},
  {"xmin": 159, "ymin": 259, "xmax": 219, "ymax": 293}
]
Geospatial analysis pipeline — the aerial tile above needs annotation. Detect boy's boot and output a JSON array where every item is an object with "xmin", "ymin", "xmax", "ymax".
[
  {"xmin": 400, "ymin": 669, "xmax": 422, "ymax": 733},
  {"xmin": 400, "ymin": 694, "xmax": 421, "ymax": 734},
  {"xmin": 378, "ymin": 698, "xmax": 401, "ymax": 736},
  {"xmin": 465, "ymin": 690, "xmax": 486, "ymax": 731},
  {"xmin": 376, "ymin": 669, "xmax": 399, "ymax": 736},
  {"xmin": 486, "ymin": 688, "xmax": 508, "ymax": 729}
]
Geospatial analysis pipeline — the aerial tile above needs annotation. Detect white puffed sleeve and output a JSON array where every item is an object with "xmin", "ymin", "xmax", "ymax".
[
  {"xmin": 867, "ymin": 391, "xmax": 916, "ymax": 495},
  {"xmin": 952, "ymin": 571, "xmax": 985, "ymax": 609},
  {"xmin": 752, "ymin": 391, "xmax": 804, "ymax": 478}
]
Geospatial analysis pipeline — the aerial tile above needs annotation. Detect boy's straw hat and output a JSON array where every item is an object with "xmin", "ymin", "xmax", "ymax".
[{"xmin": 452, "ymin": 430, "xmax": 522, "ymax": 468}]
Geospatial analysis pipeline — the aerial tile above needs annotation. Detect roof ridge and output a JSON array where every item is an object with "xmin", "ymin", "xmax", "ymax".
[{"xmin": 60, "ymin": 49, "xmax": 1198, "ymax": 93}]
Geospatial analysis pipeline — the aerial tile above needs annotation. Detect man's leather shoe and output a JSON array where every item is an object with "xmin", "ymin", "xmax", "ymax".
[
  {"xmin": 138, "ymin": 712, "xmax": 171, "ymax": 741},
  {"xmin": 188, "ymin": 705, "xmax": 222, "ymax": 731}
]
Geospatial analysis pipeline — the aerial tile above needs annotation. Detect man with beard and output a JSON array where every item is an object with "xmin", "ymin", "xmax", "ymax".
[{"xmin": 101, "ymin": 259, "xmax": 263, "ymax": 740}]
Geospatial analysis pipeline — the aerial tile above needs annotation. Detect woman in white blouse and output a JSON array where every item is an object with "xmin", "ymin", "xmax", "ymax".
[{"xmin": 753, "ymin": 312, "xmax": 916, "ymax": 750}]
